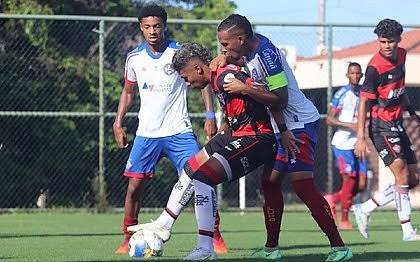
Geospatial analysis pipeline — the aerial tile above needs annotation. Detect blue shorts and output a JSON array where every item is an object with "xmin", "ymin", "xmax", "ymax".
[
  {"xmin": 273, "ymin": 120, "xmax": 319, "ymax": 174},
  {"xmin": 124, "ymin": 132, "xmax": 200, "ymax": 179},
  {"xmin": 332, "ymin": 146, "xmax": 367, "ymax": 177}
]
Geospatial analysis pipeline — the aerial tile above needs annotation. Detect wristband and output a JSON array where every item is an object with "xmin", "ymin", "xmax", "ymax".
[
  {"xmin": 278, "ymin": 124, "xmax": 288, "ymax": 133},
  {"xmin": 205, "ymin": 111, "xmax": 216, "ymax": 120}
]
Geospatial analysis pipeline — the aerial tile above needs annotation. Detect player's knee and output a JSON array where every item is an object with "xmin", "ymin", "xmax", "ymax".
[{"xmin": 193, "ymin": 171, "xmax": 215, "ymax": 186}]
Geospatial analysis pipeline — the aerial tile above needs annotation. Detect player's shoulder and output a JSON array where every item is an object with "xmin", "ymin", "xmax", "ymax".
[
  {"xmin": 333, "ymin": 85, "xmax": 351, "ymax": 99},
  {"xmin": 127, "ymin": 42, "xmax": 147, "ymax": 57},
  {"xmin": 167, "ymin": 40, "xmax": 183, "ymax": 50}
]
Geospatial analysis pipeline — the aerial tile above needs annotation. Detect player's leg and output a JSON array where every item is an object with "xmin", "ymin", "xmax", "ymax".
[{"xmin": 116, "ymin": 136, "xmax": 160, "ymax": 254}]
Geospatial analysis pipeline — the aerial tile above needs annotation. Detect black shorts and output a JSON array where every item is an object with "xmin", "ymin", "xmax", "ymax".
[
  {"xmin": 370, "ymin": 130, "xmax": 417, "ymax": 167},
  {"xmin": 204, "ymin": 129, "xmax": 275, "ymax": 181}
]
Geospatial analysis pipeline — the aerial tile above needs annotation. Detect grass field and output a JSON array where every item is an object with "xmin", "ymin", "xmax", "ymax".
[{"xmin": 1, "ymin": 210, "xmax": 420, "ymax": 261}]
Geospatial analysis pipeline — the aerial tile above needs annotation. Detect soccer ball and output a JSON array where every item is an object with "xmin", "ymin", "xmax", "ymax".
[{"xmin": 128, "ymin": 229, "xmax": 164, "ymax": 258}]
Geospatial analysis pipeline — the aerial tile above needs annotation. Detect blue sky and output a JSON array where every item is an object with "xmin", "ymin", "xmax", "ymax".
[{"xmin": 232, "ymin": 0, "xmax": 420, "ymax": 56}]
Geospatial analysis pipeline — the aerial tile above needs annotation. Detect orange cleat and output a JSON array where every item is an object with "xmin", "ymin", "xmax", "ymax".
[
  {"xmin": 324, "ymin": 194, "xmax": 337, "ymax": 221},
  {"xmin": 213, "ymin": 236, "xmax": 228, "ymax": 254},
  {"xmin": 339, "ymin": 220, "xmax": 353, "ymax": 230},
  {"xmin": 115, "ymin": 241, "xmax": 129, "ymax": 254}
]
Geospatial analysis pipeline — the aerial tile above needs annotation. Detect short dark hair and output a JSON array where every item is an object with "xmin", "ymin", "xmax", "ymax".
[
  {"xmin": 374, "ymin": 19, "xmax": 403, "ymax": 38},
  {"xmin": 138, "ymin": 4, "xmax": 167, "ymax": 24},
  {"xmin": 217, "ymin": 14, "xmax": 253, "ymax": 39},
  {"xmin": 171, "ymin": 43, "xmax": 213, "ymax": 72},
  {"xmin": 348, "ymin": 62, "xmax": 361, "ymax": 71}
]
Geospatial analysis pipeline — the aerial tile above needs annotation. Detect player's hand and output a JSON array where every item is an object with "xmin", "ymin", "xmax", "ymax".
[
  {"xmin": 223, "ymin": 78, "xmax": 248, "ymax": 94},
  {"xmin": 204, "ymin": 119, "xmax": 217, "ymax": 140},
  {"xmin": 209, "ymin": 54, "xmax": 227, "ymax": 71},
  {"xmin": 113, "ymin": 125, "xmax": 129, "ymax": 149},
  {"xmin": 354, "ymin": 138, "xmax": 369, "ymax": 161},
  {"xmin": 408, "ymin": 114, "xmax": 420, "ymax": 128},
  {"xmin": 281, "ymin": 130, "xmax": 304, "ymax": 160}
]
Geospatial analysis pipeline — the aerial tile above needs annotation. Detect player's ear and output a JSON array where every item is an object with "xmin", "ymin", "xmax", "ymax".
[{"xmin": 194, "ymin": 64, "xmax": 203, "ymax": 75}]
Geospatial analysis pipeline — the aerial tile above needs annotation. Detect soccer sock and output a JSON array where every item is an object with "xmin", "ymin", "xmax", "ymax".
[
  {"xmin": 361, "ymin": 184, "xmax": 394, "ymax": 214},
  {"xmin": 123, "ymin": 217, "xmax": 138, "ymax": 242},
  {"xmin": 394, "ymin": 185, "xmax": 414, "ymax": 237},
  {"xmin": 332, "ymin": 191, "xmax": 341, "ymax": 204},
  {"xmin": 340, "ymin": 177, "xmax": 357, "ymax": 222},
  {"xmin": 194, "ymin": 179, "xmax": 216, "ymax": 251},
  {"xmin": 292, "ymin": 178, "xmax": 344, "ymax": 247},
  {"xmin": 213, "ymin": 211, "xmax": 222, "ymax": 240},
  {"xmin": 156, "ymin": 171, "xmax": 194, "ymax": 229},
  {"xmin": 262, "ymin": 178, "xmax": 283, "ymax": 248}
]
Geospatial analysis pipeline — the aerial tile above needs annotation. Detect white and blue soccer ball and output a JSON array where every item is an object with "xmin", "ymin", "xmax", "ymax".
[{"xmin": 128, "ymin": 229, "xmax": 164, "ymax": 258}]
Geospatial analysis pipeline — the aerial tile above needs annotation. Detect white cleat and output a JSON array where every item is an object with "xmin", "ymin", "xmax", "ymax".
[
  {"xmin": 352, "ymin": 204, "xmax": 369, "ymax": 239},
  {"xmin": 184, "ymin": 247, "xmax": 217, "ymax": 261},
  {"xmin": 127, "ymin": 220, "xmax": 171, "ymax": 242},
  {"xmin": 403, "ymin": 229, "xmax": 420, "ymax": 241}
]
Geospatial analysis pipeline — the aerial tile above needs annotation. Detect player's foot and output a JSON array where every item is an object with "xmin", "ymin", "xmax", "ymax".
[
  {"xmin": 324, "ymin": 194, "xmax": 337, "ymax": 221},
  {"xmin": 184, "ymin": 247, "xmax": 217, "ymax": 261},
  {"xmin": 339, "ymin": 220, "xmax": 353, "ymax": 230},
  {"xmin": 325, "ymin": 246, "xmax": 353, "ymax": 261},
  {"xmin": 352, "ymin": 204, "xmax": 369, "ymax": 239},
  {"xmin": 403, "ymin": 229, "xmax": 420, "ymax": 241},
  {"xmin": 115, "ymin": 241, "xmax": 129, "ymax": 254},
  {"xmin": 127, "ymin": 220, "xmax": 171, "ymax": 242},
  {"xmin": 251, "ymin": 247, "xmax": 282, "ymax": 260},
  {"xmin": 213, "ymin": 236, "xmax": 228, "ymax": 254}
]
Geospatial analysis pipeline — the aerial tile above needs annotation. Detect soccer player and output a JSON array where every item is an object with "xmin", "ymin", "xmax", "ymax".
[
  {"xmin": 113, "ymin": 4, "xmax": 223, "ymax": 254},
  {"xmin": 214, "ymin": 14, "xmax": 352, "ymax": 261},
  {"xmin": 352, "ymin": 18, "xmax": 420, "ymax": 241},
  {"xmin": 324, "ymin": 62, "xmax": 367, "ymax": 230},
  {"xmin": 171, "ymin": 42, "xmax": 279, "ymax": 260}
]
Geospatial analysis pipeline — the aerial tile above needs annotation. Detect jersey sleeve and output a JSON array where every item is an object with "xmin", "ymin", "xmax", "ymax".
[
  {"xmin": 257, "ymin": 43, "xmax": 288, "ymax": 91},
  {"xmin": 360, "ymin": 66, "xmax": 379, "ymax": 99},
  {"xmin": 330, "ymin": 88, "xmax": 345, "ymax": 111},
  {"xmin": 124, "ymin": 54, "xmax": 137, "ymax": 85}
]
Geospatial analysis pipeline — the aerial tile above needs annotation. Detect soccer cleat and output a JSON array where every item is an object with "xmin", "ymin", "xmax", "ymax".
[
  {"xmin": 325, "ymin": 246, "xmax": 353, "ymax": 261},
  {"xmin": 184, "ymin": 247, "xmax": 217, "ymax": 261},
  {"xmin": 251, "ymin": 247, "xmax": 282, "ymax": 260},
  {"xmin": 115, "ymin": 241, "xmax": 129, "ymax": 254},
  {"xmin": 352, "ymin": 204, "xmax": 369, "ymax": 239},
  {"xmin": 339, "ymin": 220, "xmax": 353, "ymax": 230},
  {"xmin": 213, "ymin": 236, "xmax": 228, "ymax": 254},
  {"xmin": 403, "ymin": 229, "xmax": 420, "ymax": 241},
  {"xmin": 324, "ymin": 194, "xmax": 337, "ymax": 221},
  {"xmin": 127, "ymin": 220, "xmax": 171, "ymax": 242}
]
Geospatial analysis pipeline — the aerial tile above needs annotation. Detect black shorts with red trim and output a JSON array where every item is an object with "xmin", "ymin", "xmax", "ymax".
[
  {"xmin": 370, "ymin": 129, "xmax": 417, "ymax": 167},
  {"xmin": 203, "ymin": 128, "xmax": 275, "ymax": 182}
]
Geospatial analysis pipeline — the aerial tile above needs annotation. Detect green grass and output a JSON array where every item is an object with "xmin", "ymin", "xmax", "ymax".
[{"xmin": 1, "ymin": 211, "xmax": 420, "ymax": 261}]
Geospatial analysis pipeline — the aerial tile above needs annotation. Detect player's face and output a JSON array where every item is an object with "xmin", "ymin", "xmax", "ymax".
[
  {"xmin": 217, "ymin": 30, "xmax": 242, "ymax": 60},
  {"xmin": 378, "ymin": 36, "xmax": 400, "ymax": 59},
  {"xmin": 139, "ymin": 16, "xmax": 165, "ymax": 46},
  {"xmin": 179, "ymin": 62, "xmax": 209, "ymax": 89},
  {"xmin": 346, "ymin": 66, "xmax": 363, "ymax": 86}
]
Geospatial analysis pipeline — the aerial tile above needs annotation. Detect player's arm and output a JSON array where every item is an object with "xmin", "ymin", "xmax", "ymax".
[
  {"xmin": 201, "ymin": 85, "xmax": 218, "ymax": 139},
  {"xmin": 113, "ymin": 81, "xmax": 136, "ymax": 149},
  {"xmin": 326, "ymin": 106, "xmax": 357, "ymax": 132},
  {"xmin": 401, "ymin": 92, "xmax": 420, "ymax": 122}
]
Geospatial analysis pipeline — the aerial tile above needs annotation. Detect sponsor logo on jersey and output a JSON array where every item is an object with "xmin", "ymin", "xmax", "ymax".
[
  {"xmin": 387, "ymin": 87, "xmax": 405, "ymax": 99},
  {"xmin": 379, "ymin": 149, "xmax": 388, "ymax": 158},
  {"xmin": 223, "ymin": 73, "xmax": 235, "ymax": 83},
  {"xmin": 387, "ymin": 137, "xmax": 400, "ymax": 143},
  {"xmin": 262, "ymin": 48, "xmax": 279, "ymax": 70}
]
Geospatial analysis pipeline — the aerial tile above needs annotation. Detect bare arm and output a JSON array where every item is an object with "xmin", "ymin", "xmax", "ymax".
[
  {"xmin": 325, "ymin": 106, "xmax": 357, "ymax": 132},
  {"xmin": 201, "ymin": 85, "xmax": 217, "ymax": 138},
  {"xmin": 354, "ymin": 96, "xmax": 370, "ymax": 160},
  {"xmin": 113, "ymin": 82, "xmax": 136, "ymax": 148}
]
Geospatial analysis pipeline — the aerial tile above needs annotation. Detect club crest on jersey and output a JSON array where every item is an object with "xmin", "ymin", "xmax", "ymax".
[
  {"xmin": 163, "ymin": 63, "xmax": 175, "ymax": 75},
  {"xmin": 392, "ymin": 145, "xmax": 401, "ymax": 154}
]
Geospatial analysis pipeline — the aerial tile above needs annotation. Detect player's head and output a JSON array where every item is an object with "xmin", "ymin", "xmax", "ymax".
[
  {"xmin": 374, "ymin": 19, "xmax": 403, "ymax": 59},
  {"xmin": 217, "ymin": 14, "xmax": 253, "ymax": 60},
  {"xmin": 346, "ymin": 62, "xmax": 363, "ymax": 87},
  {"xmin": 172, "ymin": 42, "xmax": 213, "ymax": 89},
  {"xmin": 138, "ymin": 4, "xmax": 167, "ymax": 46}
]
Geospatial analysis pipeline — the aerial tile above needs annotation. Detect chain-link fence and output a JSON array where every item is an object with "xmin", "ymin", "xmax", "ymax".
[{"xmin": 0, "ymin": 14, "xmax": 419, "ymax": 210}]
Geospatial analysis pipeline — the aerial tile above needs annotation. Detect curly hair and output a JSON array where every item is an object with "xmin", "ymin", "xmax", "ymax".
[
  {"xmin": 374, "ymin": 19, "xmax": 403, "ymax": 38},
  {"xmin": 217, "ymin": 14, "xmax": 253, "ymax": 39},
  {"xmin": 138, "ymin": 4, "xmax": 167, "ymax": 24},
  {"xmin": 171, "ymin": 43, "xmax": 213, "ymax": 72}
]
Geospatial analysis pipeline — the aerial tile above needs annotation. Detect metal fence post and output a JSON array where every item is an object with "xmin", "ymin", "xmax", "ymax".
[{"xmin": 326, "ymin": 25, "xmax": 334, "ymax": 193}]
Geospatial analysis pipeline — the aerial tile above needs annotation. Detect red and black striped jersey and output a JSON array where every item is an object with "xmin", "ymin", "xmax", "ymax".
[
  {"xmin": 211, "ymin": 64, "xmax": 273, "ymax": 137},
  {"xmin": 360, "ymin": 48, "xmax": 406, "ymax": 126}
]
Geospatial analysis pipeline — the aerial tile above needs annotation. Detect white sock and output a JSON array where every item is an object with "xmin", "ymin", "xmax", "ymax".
[
  {"xmin": 156, "ymin": 171, "xmax": 194, "ymax": 229},
  {"xmin": 395, "ymin": 185, "xmax": 414, "ymax": 237},
  {"xmin": 361, "ymin": 185, "xmax": 394, "ymax": 213},
  {"xmin": 194, "ymin": 179, "xmax": 216, "ymax": 251}
]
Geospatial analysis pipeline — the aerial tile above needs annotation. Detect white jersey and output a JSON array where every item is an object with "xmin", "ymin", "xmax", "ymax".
[
  {"xmin": 124, "ymin": 40, "xmax": 192, "ymax": 138},
  {"xmin": 330, "ymin": 85, "xmax": 360, "ymax": 150},
  {"xmin": 244, "ymin": 34, "xmax": 319, "ymax": 131}
]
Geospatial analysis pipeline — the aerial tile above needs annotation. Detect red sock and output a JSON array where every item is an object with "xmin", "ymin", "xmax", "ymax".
[
  {"xmin": 332, "ymin": 191, "xmax": 341, "ymax": 204},
  {"xmin": 262, "ymin": 178, "xmax": 284, "ymax": 248},
  {"xmin": 213, "ymin": 211, "xmax": 222, "ymax": 240},
  {"xmin": 292, "ymin": 178, "xmax": 344, "ymax": 247},
  {"xmin": 123, "ymin": 217, "xmax": 138, "ymax": 242},
  {"xmin": 340, "ymin": 177, "xmax": 357, "ymax": 222}
]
